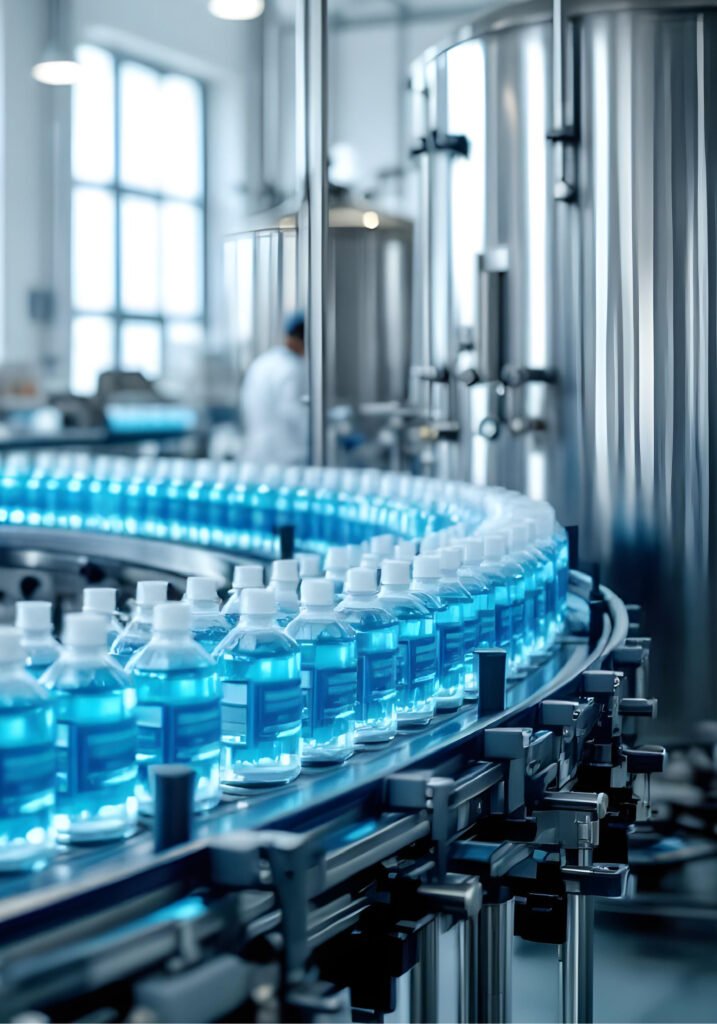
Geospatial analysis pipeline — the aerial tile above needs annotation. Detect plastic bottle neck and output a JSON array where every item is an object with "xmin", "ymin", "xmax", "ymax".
[
  {"xmin": 18, "ymin": 626, "xmax": 54, "ymax": 641},
  {"xmin": 300, "ymin": 603, "xmax": 335, "ymax": 618},
  {"xmin": 379, "ymin": 582, "xmax": 409, "ymax": 596},
  {"xmin": 239, "ymin": 613, "xmax": 276, "ymax": 629}
]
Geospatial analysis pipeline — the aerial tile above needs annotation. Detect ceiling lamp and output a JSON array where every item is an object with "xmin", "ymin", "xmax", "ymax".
[
  {"xmin": 208, "ymin": 0, "xmax": 265, "ymax": 20},
  {"xmin": 32, "ymin": 0, "xmax": 80, "ymax": 86}
]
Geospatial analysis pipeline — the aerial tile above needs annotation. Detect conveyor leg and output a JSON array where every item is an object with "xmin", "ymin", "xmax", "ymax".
[
  {"xmin": 477, "ymin": 896, "xmax": 514, "ymax": 1023},
  {"xmin": 459, "ymin": 913, "xmax": 479, "ymax": 1023},
  {"xmin": 410, "ymin": 916, "xmax": 439, "ymax": 1023},
  {"xmin": 559, "ymin": 850, "xmax": 595, "ymax": 1024}
]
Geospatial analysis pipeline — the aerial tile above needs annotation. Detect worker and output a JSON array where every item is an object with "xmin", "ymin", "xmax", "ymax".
[{"xmin": 240, "ymin": 311, "xmax": 309, "ymax": 465}]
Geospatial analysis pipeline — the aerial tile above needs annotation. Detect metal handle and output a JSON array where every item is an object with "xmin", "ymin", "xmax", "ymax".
[
  {"xmin": 548, "ymin": 0, "xmax": 578, "ymax": 201},
  {"xmin": 475, "ymin": 248, "xmax": 509, "ymax": 383}
]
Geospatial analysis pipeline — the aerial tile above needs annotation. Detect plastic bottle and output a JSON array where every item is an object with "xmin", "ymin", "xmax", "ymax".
[
  {"xmin": 82, "ymin": 587, "xmax": 123, "ymax": 647},
  {"xmin": 15, "ymin": 600, "xmax": 61, "ymax": 678},
  {"xmin": 42, "ymin": 613, "xmax": 137, "ymax": 843},
  {"xmin": 183, "ymin": 577, "xmax": 230, "ymax": 653},
  {"xmin": 267, "ymin": 559, "xmax": 300, "ymax": 627},
  {"xmin": 480, "ymin": 534, "xmax": 523, "ymax": 676},
  {"xmin": 216, "ymin": 588, "xmax": 303, "ymax": 785},
  {"xmin": 523, "ymin": 518, "xmax": 554, "ymax": 650},
  {"xmin": 507, "ymin": 522, "xmax": 542, "ymax": 659},
  {"xmin": 336, "ymin": 568, "xmax": 399, "ymax": 744},
  {"xmin": 297, "ymin": 553, "xmax": 322, "ymax": 580},
  {"xmin": 0, "ymin": 626, "xmax": 56, "ymax": 871},
  {"xmin": 438, "ymin": 548, "xmax": 479, "ymax": 701},
  {"xmin": 127, "ymin": 602, "xmax": 221, "ymax": 813},
  {"xmin": 110, "ymin": 581, "xmax": 169, "ymax": 667},
  {"xmin": 284, "ymin": 579, "xmax": 357, "ymax": 765},
  {"xmin": 411, "ymin": 555, "xmax": 464, "ymax": 709},
  {"xmin": 0, "ymin": 452, "xmax": 30, "ymax": 525},
  {"xmin": 324, "ymin": 547, "xmax": 349, "ymax": 598},
  {"xmin": 459, "ymin": 538, "xmax": 497, "ymax": 654},
  {"xmin": 221, "ymin": 565, "xmax": 264, "ymax": 629},
  {"xmin": 377, "ymin": 560, "xmax": 437, "ymax": 726}
]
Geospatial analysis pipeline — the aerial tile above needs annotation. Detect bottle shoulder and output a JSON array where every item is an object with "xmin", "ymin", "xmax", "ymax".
[
  {"xmin": 284, "ymin": 617, "xmax": 355, "ymax": 642},
  {"xmin": 335, "ymin": 604, "xmax": 398, "ymax": 630},
  {"xmin": 0, "ymin": 671, "xmax": 53, "ymax": 707},
  {"xmin": 216, "ymin": 626, "xmax": 300, "ymax": 657},
  {"xmin": 127, "ymin": 639, "xmax": 215, "ymax": 673},
  {"xmin": 376, "ymin": 593, "xmax": 430, "ymax": 620}
]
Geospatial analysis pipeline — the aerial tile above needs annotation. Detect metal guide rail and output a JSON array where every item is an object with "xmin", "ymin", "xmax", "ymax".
[{"xmin": 0, "ymin": 564, "xmax": 662, "ymax": 1024}]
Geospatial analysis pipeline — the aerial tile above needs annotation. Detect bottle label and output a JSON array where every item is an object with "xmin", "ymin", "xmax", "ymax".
[
  {"xmin": 511, "ymin": 599, "xmax": 525, "ymax": 638},
  {"xmin": 463, "ymin": 614, "xmax": 480, "ymax": 655},
  {"xmin": 0, "ymin": 743, "xmax": 55, "ymax": 816},
  {"xmin": 524, "ymin": 590, "xmax": 537, "ymax": 634},
  {"xmin": 222, "ymin": 680, "xmax": 303, "ymax": 746},
  {"xmin": 56, "ymin": 719, "xmax": 137, "ymax": 796},
  {"xmin": 496, "ymin": 604, "xmax": 512, "ymax": 646},
  {"xmin": 438, "ymin": 624, "xmax": 463, "ymax": 670},
  {"xmin": 357, "ymin": 650, "xmax": 397, "ymax": 710},
  {"xmin": 478, "ymin": 610, "xmax": 496, "ymax": 647},
  {"xmin": 303, "ymin": 666, "xmax": 357, "ymax": 731},
  {"xmin": 400, "ymin": 635, "xmax": 437, "ymax": 686},
  {"xmin": 138, "ymin": 701, "xmax": 221, "ymax": 764}
]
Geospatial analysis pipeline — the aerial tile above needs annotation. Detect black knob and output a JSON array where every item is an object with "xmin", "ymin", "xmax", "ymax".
[{"xmin": 151, "ymin": 764, "xmax": 195, "ymax": 852}]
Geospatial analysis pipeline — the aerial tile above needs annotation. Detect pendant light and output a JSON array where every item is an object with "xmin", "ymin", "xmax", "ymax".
[
  {"xmin": 32, "ymin": 0, "xmax": 80, "ymax": 86},
  {"xmin": 208, "ymin": 0, "xmax": 265, "ymax": 20}
]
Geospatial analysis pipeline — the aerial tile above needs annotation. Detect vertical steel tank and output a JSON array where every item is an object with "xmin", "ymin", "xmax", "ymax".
[{"xmin": 413, "ymin": 0, "xmax": 717, "ymax": 724}]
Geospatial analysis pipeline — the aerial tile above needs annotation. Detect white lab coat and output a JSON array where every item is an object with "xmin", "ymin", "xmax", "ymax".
[{"xmin": 240, "ymin": 345, "xmax": 309, "ymax": 465}]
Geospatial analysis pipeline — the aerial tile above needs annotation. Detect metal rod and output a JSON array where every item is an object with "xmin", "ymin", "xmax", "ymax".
[
  {"xmin": 477, "ymin": 897, "xmax": 514, "ymax": 1023},
  {"xmin": 297, "ymin": 0, "xmax": 329, "ymax": 466},
  {"xmin": 560, "ymin": 848, "xmax": 594, "ymax": 1024},
  {"xmin": 459, "ymin": 914, "xmax": 479, "ymax": 1024},
  {"xmin": 409, "ymin": 916, "xmax": 439, "ymax": 1023}
]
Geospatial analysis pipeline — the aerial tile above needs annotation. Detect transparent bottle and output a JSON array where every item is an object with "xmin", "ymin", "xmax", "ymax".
[
  {"xmin": 0, "ymin": 626, "xmax": 56, "ymax": 871},
  {"xmin": 127, "ymin": 602, "xmax": 221, "ymax": 813},
  {"xmin": 221, "ymin": 564, "xmax": 264, "ymax": 629},
  {"xmin": 324, "ymin": 547, "xmax": 349, "ymax": 598},
  {"xmin": 82, "ymin": 587, "xmax": 123, "ymax": 647},
  {"xmin": 524, "ymin": 518, "xmax": 554, "ymax": 651},
  {"xmin": 267, "ymin": 559, "xmax": 300, "ymax": 627},
  {"xmin": 216, "ymin": 588, "xmax": 303, "ymax": 785},
  {"xmin": 507, "ymin": 522, "xmax": 542, "ymax": 659},
  {"xmin": 42, "ymin": 613, "xmax": 137, "ymax": 843},
  {"xmin": 110, "ymin": 580, "xmax": 169, "ymax": 667},
  {"xmin": 411, "ymin": 555, "xmax": 464, "ymax": 709},
  {"xmin": 377, "ymin": 560, "xmax": 437, "ymax": 727},
  {"xmin": 336, "ymin": 568, "xmax": 399, "ymax": 744},
  {"xmin": 15, "ymin": 600, "xmax": 61, "ymax": 679},
  {"xmin": 183, "ymin": 577, "xmax": 230, "ymax": 653},
  {"xmin": 459, "ymin": 538, "xmax": 497, "ymax": 655},
  {"xmin": 480, "ymin": 534, "xmax": 523, "ymax": 677},
  {"xmin": 284, "ymin": 579, "xmax": 357, "ymax": 765},
  {"xmin": 438, "ymin": 548, "xmax": 479, "ymax": 701}
]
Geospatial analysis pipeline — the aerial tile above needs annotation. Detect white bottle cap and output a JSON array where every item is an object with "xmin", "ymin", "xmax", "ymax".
[
  {"xmin": 153, "ymin": 601, "xmax": 191, "ymax": 633},
  {"xmin": 0, "ymin": 625, "xmax": 25, "ymax": 662},
  {"xmin": 369, "ymin": 534, "xmax": 395, "ymax": 557},
  {"xmin": 298, "ymin": 553, "xmax": 322, "ymax": 578},
  {"xmin": 381, "ymin": 559, "xmax": 410, "ymax": 586},
  {"xmin": 270, "ymin": 559, "xmax": 299, "ymax": 584},
  {"xmin": 394, "ymin": 539, "xmax": 417, "ymax": 561},
  {"xmin": 15, "ymin": 600, "xmax": 52, "ymax": 632},
  {"xmin": 439, "ymin": 547, "xmax": 463, "ymax": 573},
  {"xmin": 345, "ymin": 567, "xmax": 378, "ymax": 594},
  {"xmin": 136, "ymin": 581, "xmax": 168, "ymax": 606},
  {"xmin": 360, "ymin": 553, "xmax": 380, "ymax": 571},
  {"xmin": 240, "ymin": 587, "xmax": 277, "ymax": 617},
  {"xmin": 345, "ymin": 544, "xmax": 363, "ymax": 568},
  {"xmin": 412, "ymin": 554, "xmax": 441, "ymax": 580},
  {"xmin": 462, "ymin": 537, "xmax": 485, "ymax": 563},
  {"xmin": 420, "ymin": 534, "xmax": 441, "ymax": 553},
  {"xmin": 232, "ymin": 564, "xmax": 264, "ymax": 589},
  {"xmin": 82, "ymin": 587, "xmax": 117, "ymax": 615},
  {"xmin": 483, "ymin": 534, "xmax": 507, "ymax": 559},
  {"xmin": 301, "ymin": 578, "xmax": 335, "ymax": 607},
  {"xmin": 528, "ymin": 508, "xmax": 556, "ymax": 540},
  {"xmin": 524, "ymin": 519, "xmax": 538, "ymax": 542},
  {"xmin": 64, "ymin": 612, "xmax": 108, "ymax": 648},
  {"xmin": 324, "ymin": 547, "xmax": 349, "ymax": 571},
  {"xmin": 185, "ymin": 577, "xmax": 220, "ymax": 602},
  {"xmin": 509, "ymin": 522, "xmax": 530, "ymax": 550}
]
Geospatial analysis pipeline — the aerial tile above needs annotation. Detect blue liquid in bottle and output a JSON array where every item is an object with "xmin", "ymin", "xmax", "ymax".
[
  {"xmin": 110, "ymin": 580, "xmax": 168, "ymax": 667},
  {"xmin": 459, "ymin": 539, "xmax": 498, "ymax": 658},
  {"xmin": 0, "ymin": 453, "xmax": 30, "ymax": 525},
  {"xmin": 438, "ymin": 548, "xmax": 479, "ymax": 701},
  {"xmin": 221, "ymin": 564, "xmax": 264, "ymax": 629},
  {"xmin": 507, "ymin": 522, "xmax": 542, "ymax": 659},
  {"xmin": 0, "ymin": 627, "xmax": 56, "ymax": 871},
  {"xmin": 216, "ymin": 587, "xmax": 302, "ymax": 785},
  {"xmin": 377, "ymin": 561, "xmax": 437, "ymax": 727},
  {"xmin": 336, "ymin": 568, "xmax": 398, "ymax": 744},
  {"xmin": 15, "ymin": 600, "xmax": 61, "ymax": 679},
  {"xmin": 285, "ymin": 578, "xmax": 357, "ymax": 765},
  {"xmin": 183, "ymin": 577, "xmax": 230, "ymax": 653},
  {"xmin": 127, "ymin": 602, "xmax": 221, "ymax": 813},
  {"xmin": 411, "ymin": 555, "xmax": 464, "ymax": 709},
  {"xmin": 267, "ymin": 559, "xmax": 300, "ymax": 628},
  {"xmin": 42, "ymin": 612, "xmax": 137, "ymax": 843},
  {"xmin": 480, "ymin": 534, "xmax": 524, "ymax": 677}
]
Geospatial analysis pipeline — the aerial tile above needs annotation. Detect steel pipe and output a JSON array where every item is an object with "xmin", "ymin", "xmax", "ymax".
[{"xmin": 477, "ymin": 897, "xmax": 514, "ymax": 1023}]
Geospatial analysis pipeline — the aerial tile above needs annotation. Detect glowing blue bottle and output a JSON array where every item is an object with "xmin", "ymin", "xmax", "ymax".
[
  {"xmin": 185, "ymin": 460, "xmax": 215, "ymax": 544},
  {"xmin": 459, "ymin": 538, "xmax": 497, "ymax": 655},
  {"xmin": 284, "ymin": 579, "xmax": 357, "ymax": 765},
  {"xmin": 183, "ymin": 577, "xmax": 230, "ymax": 653},
  {"xmin": 267, "ymin": 559, "xmax": 300, "ymax": 627},
  {"xmin": 377, "ymin": 560, "xmax": 437, "ymax": 727},
  {"xmin": 128, "ymin": 602, "xmax": 221, "ymax": 813},
  {"xmin": 438, "ymin": 548, "xmax": 479, "ymax": 701},
  {"xmin": 42, "ymin": 613, "xmax": 137, "ymax": 843},
  {"xmin": 82, "ymin": 588, "xmax": 123, "ymax": 648},
  {"xmin": 221, "ymin": 564, "xmax": 264, "ymax": 629},
  {"xmin": 110, "ymin": 581, "xmax": 169, "ymax": 667},
  {"xmin": 0, "ymin": 453, "xmax": 30, "ymax": 525},
  {"xmin": 336, "ymin": 568, "xmax": 399, "ymax": 744},
  {"xmin": 524, "ymin": 518, "xmax": 554, "ymax": 650},
  {"xmin": 15, "ymin": 601, "xmax": 61, "ymax": 679},
  {"xmin": 506, "ymin": 522, "xmax": 542, "ymax": 659},
  {"xmin": 324, "ymin": 547, "xmax": 349, "ymax": 599},
  {"xmin": 480, "ymin": 534, "xmax": 524, "ymax": 677},
  {"xmin": 0, "ymin": 626, "xmax": 56, "ymax": 871},
  {"xmin": 217, "ymin": 587, "xmax": 302, "ymax": 785},
  {"xmin": 410, "ymin": 555, "xmax": 464, "ymax": 709}
]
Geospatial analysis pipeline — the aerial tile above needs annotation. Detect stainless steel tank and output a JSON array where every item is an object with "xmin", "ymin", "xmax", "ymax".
[
  {"xmin": 413, "ymin": 0, "xmax": 717, "ymax": 724},
  {"xmin": 224, "ymin": 205, "xmax": 413, "ymax": 465}
]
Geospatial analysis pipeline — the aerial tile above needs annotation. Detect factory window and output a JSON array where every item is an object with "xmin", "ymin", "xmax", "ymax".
[{"xmin": 70, "ymin": 46, "xmax": 205, "ymax": 396}]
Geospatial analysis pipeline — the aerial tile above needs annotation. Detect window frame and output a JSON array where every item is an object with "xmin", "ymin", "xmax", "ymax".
[{"xmin": 70, "ymin": 46, "xmax": 209, "ymax": 390}]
